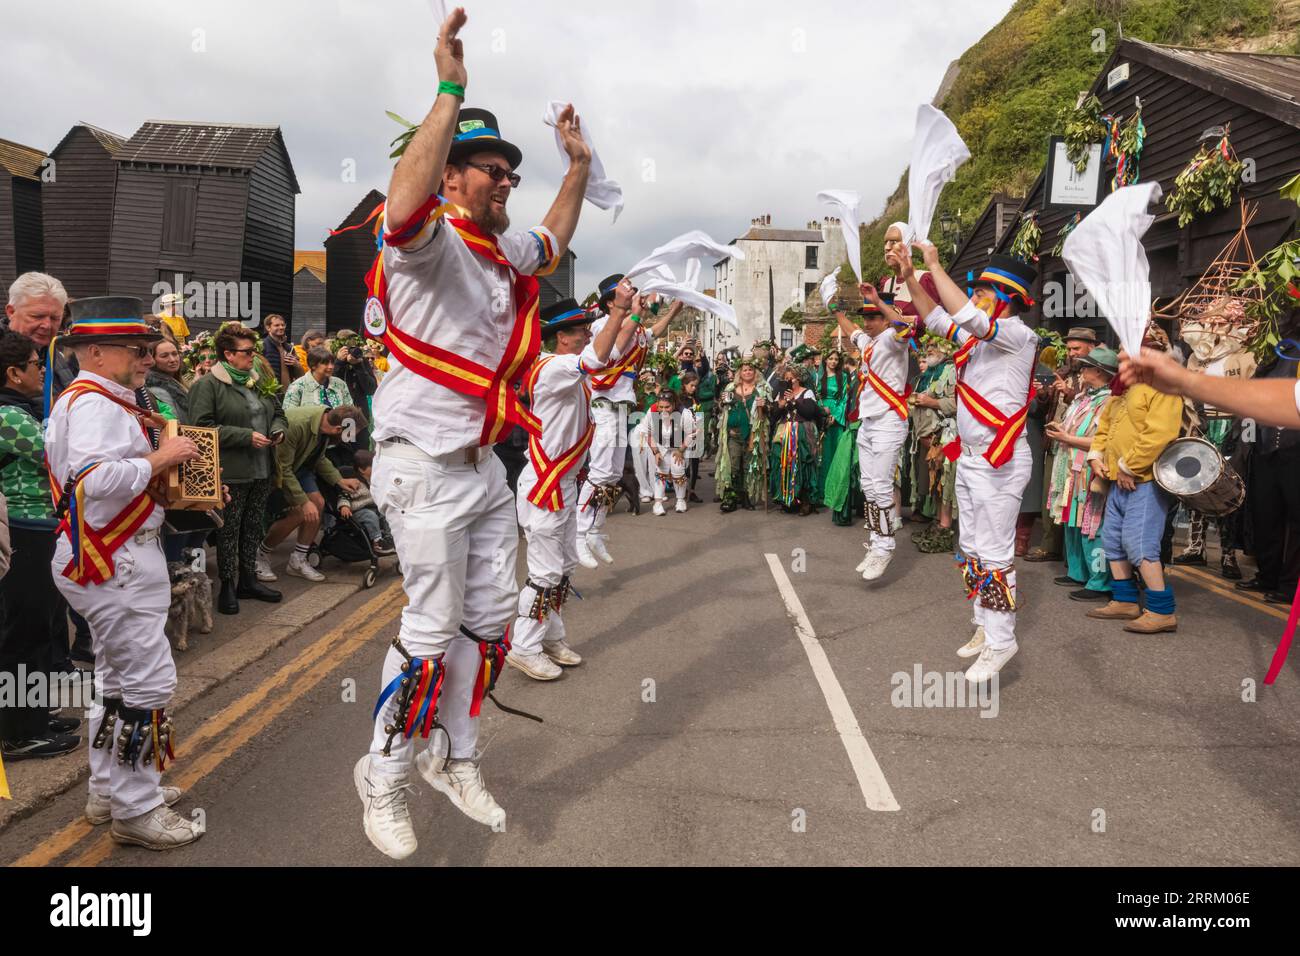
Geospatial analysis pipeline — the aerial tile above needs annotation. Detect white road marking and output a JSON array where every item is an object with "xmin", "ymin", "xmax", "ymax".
[{"xmin": 765, "ymin": 554, "xmax": 901, "ymax": 812}]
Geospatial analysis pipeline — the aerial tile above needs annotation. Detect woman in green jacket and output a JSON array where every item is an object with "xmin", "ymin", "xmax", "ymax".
[{"xmin": 188, "ymin": 323, "xmax": 288, "ymax": 615}]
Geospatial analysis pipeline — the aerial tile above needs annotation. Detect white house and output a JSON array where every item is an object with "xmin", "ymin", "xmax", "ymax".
[{"xmin": 710, "ymin": 214, "xmax": 849, "ymax": 354}]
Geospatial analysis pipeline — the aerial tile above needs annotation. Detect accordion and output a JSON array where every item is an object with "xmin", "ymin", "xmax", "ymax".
[{"xmin": 163, "ymin": 420, "xmax": 222, "ymax": 510}]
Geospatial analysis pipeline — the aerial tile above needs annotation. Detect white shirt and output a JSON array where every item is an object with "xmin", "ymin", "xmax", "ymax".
[
  {"xmin": 851, "ymin": 326, "xmax": 911, "ymax": 421},
  {"xmin": 524, "ymin": 348, "xmax": 602, "ymax": 477},
  {"xmin": 587, "ymin": 314, "xmax": 654, "ymax": 404},
  {"xmin": 1294, "ymin": 379, "xmax": 1300, "ymax": 416},
  {"xmin": 370, "ymin": 199, "xmax": 561, "ymax": 457},
  {"xmin": 920, "ymin": 301, "xmax": 1038, "ymax": 448},
  {"xmin": 45, "ymin": 371, "xmax": 162, "ymax": 533}
]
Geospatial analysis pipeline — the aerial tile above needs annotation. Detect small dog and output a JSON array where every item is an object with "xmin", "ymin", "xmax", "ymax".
[{"xmin": 165, "ymin": 565, "xmax": 214, "ymax": 652}]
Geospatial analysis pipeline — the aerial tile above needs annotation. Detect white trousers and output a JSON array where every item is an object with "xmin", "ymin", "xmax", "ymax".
[
  {"xmin": 53, "ymin": 534, "xmax": 176, "ymax": 820},
  {"xmin": 369, "ymin": 448, "xmax": 517, "ymax": 775},
  {"xmin": 577, "ymin": 403, "xmax": 628, "ymax": 537},
  {"xmin": 513, "ymin": 469, "xmax": 579, "ymax": 655},
  {"xmin": 954, "ymin": 441, "xmax": 1032, "ymax": 650},
  {"xmin": 630, "ymin": 420, "xmax": 655, "ymax": 499},
  {"xmin": 857, "ymin": 414, "xmax": 909, "ymax": 553},
  {"xmin": 653, "ymin": 453, "xmax": 688, "ymax": 502}
]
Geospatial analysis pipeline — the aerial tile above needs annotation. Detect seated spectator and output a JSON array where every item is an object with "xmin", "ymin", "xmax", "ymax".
[
  {"xmin": 340, "ymin": 449, "xmax": 395, "ymax": 556},
  {"xmin": 0, "ymin": 330, "xmax": 79, "ymax": 760},
  {"xmin": 282, "ymin": 346, "xmax": 352, "ymax": 409},
  {"xmin": 258, "ymin": 404, "xmax": 366, "ymax": 584},
  {"xmin": 1085, "ymin": 323, "xmax": 1184, "ymax": 634}
]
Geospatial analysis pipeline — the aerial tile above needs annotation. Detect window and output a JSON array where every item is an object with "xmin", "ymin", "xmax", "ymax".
[
  {"xmin": 780, "ymin": 329, "xmax": 793, "ymax": 348},
  {"xmin": 804, "ymin": 282, "xmax": 816, "ymax": 304},
  {"xmin": 161, "ymin": 178, "xmax": 199, "ymax": 255},
  {"xmin": 805, "ymin": 245, "xmax": 818, "ymax": 269}
]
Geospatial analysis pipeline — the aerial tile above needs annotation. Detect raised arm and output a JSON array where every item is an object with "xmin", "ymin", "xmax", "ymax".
[
  {"xmin": 647, "ymin": 297, "xmax": 684, "ymax": 341},
  {"xmin": 591, "ymin": 281, "xmax": 634, "ymax": 367},
  {"xmin": 538, "ymin": 104, "xmax": 592, "ymax": 256},
  {"xmin": 385, "ymin": 8, "xmax": 468, "ymax": 230}
]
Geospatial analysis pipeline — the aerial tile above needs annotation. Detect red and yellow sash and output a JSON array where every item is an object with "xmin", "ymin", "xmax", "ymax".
[
  {"xmin": 362, "ymin": 195, "xmax": 542, "ymax": 445},
  {"xmin": 588, "ymin": 333, "xmax": 646, "ymax": 391},
  {"xmin": 520, "ymin": 356, "xmax": 594, "ymax": 511},
  {"xmin": 47, "ymin": 380, "xmax": 161, "ymax": 586},
  {"xmin": 862, "ymin": 344, "xmax": 911, "ymax": 420},
  {"xmin": 942, "ymin": 337, "xmax": 1036, "ymax": 468}
]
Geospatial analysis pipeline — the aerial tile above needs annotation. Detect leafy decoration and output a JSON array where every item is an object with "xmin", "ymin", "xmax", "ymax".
[
  {"xmin": 386, "ymin": 110, "xmax": 418, "ymax": 159},
  {"xmin": 1165, "ymin": 131, "xmax": 1244, "ymax": 228},
  {"xmin": 1234, "ymin": 238, "xmax": 1300, "ymax": 362},
  {"xmin": 1057, "ymin": 94, "xmax": 1105, "ymax": 173},
  {"xmin": 1050, "ymin": 212, "xmax": 1081, "ymax": 257},
  {"xmin": 1009, "ymin": 211, "xmax": 1042, "ymax": 263}
]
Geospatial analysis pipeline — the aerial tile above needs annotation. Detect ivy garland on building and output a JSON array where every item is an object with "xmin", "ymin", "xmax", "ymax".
[
  {"xmin": 1050, "ymin": 212, "xmax": 1081, "ymax": 257},
  {"xmin": 1102, "ymin": 104, "xmax": 1146, "ymax": 191},
  {"xmin": 1056, "ymin": 94, "xmax": 1106, "ymax": 174},
  {"xmin": 1234, "ymin": 174, "xmax": 1300, "ymax": 361},
  {"xmin": 1165, "ymin": 129, "xmax": 1245, "ymax": 228},
  {"xmin": 1009, "ymin": 211, "xmax": 1042, "ymax": 263}
]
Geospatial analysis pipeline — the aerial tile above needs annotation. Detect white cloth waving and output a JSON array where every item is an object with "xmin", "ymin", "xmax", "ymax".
[
  {"xmin": 1061, "ymin": 182, "xmax": 1163, "ymax": 360},
  {"xmin": 626, "ymin": 230, "xmax": 744, "ymax": 281},
  {"xmin": 819, "ymin": 273, "xmax": 839, "ymax": 309},
  {"xmin": 638, "ymin": 274, "xmax": 739, "ymax": 332},
  {"xmin": 543, "ymin": 100, "xmax": 623, "ymax": 223},
  {"xmin": 906, "ymin": 105, "xmax": 970, "ymax": 246},
  {"xmin": 816, "ymin": 189, "xmax": 862, "ymax": 283}
]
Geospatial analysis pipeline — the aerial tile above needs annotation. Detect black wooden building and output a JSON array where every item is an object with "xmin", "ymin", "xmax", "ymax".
[
  {"xmin": 42, "ymin": 123, "xmax": 126, "ymax": 300},
  {"xmin": 539, "ymin": 248, "xmax": 577, "ymax": 311},
  {"xmin": 107, "ymin": 121, "xmax": 299, "ymax": 333},
  {"xmin": 0, "ymin": 137, "xmax": 47, "ymax": 290},
  {"xmin": 293, "ymin": 250, "xmax": 327, "ymax": 333},
  {"xmin": 948, "ymin": 192, "xmax": 1024, "ymax": 282},
  {"xmin": 990, "ymin": 39, "xmax": 1300, "ymax": 335}
]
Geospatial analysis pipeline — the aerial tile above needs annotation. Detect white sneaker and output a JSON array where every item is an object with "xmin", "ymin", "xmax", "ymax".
[
  {"xmin": 674, "ymin": 498, "xmax": 687, "ymax": 513},
  {"xmin": 506, "ymin": 649, "xmax": 562, "ymax": 681},
  {"xmin": 861, "ymin": 550, "xmax": 893, "ymax": 581},
  {"xmin": 354, "ymin": 755, "xmax": 417, "ymax": 860},
  {"xmin": 639, "ymin": 495, "xmax": 652, "ymax": 504},
  {"xmin": 653, "ymin": 501, "xmax": 666, "ymax": 516},
  {"xmin": 854, "ymin": 544, "xmax": 873, "ymax": 574},
  {"xmin": 956, "ymin": 626, "xmax": 986, "ymax": 659},
  {"xmin": 543, "ymin": 639, "xmax": 582, "ymax": 666},
  {"xmin": 588, "ymin": 534, "xmax": 614, "ymax": 565},
  {"xmin": 891, "ymin": 514, "xmax": 903, "ymax": 534},
  {"xmin": 417, "ymin": 751, "xmax": 505, "ymax": 829},
  {"xmin": 255, "ymin": 555, "xmax": 277, "ymax": 582},
  {"xmin": 86, "ymin": 786, "xmax": 183, "ymax": 826},
  {"xmin": 286, "ymin": 552, "xmax": 325, "ymax": 582},
  {"xmin": 109, "ymin": 804, "xmax": 204, "ymax": 850},
  {"xmin": 576, "ymin": 536, "xmax": 599, "ymax": 570},
  {"xmin": 965, "ymin": 641, "xmax": 1018, "ymax": 683}
]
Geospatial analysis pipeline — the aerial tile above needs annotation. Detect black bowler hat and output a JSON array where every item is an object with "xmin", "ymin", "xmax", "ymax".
[
  {"xmin": 597, "ymin": 273, "xmax": 626, "ymax": 309},
  {"xmin": 447, "ymin": 108, "xmax": 523, "ymax": 169},
  {"xmin": 970, "ymin": 253, "xmax": 1038, "ymax": 305},
  {"xmin": 541, "ymin": 298, "xmax": 595, "ymax": 334},
  {"xmin": 64, "ymin": 296, "xmax": 162, "ymax": 344}
]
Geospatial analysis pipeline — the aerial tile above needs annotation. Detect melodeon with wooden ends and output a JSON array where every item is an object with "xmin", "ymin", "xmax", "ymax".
[{"xmin": 163, "ymin": 420, "xmax": 222, "ymax": 510}]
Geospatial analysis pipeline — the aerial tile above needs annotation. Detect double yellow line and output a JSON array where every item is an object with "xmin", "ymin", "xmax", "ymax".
[
  {"xmin": 11, "ymin": 581, "xmax": 405, "ymax": 867},
  {"xmin": 1166, "ymin": 564, "xmax": 1289, "ymax": 622}
]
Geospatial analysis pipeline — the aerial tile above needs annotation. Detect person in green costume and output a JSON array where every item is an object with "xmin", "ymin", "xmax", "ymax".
[
  {"xmin": 769, "ymin": 363, "xmax": 822, "ymax": 515},
  {"xmin": 815, "ymin": 350, "xmax": 848, "ymax": 509},
  {"xmin": 910, "ymin": 334, "xmax": 959, "ymax": 553},
  {"xmin": 821, "ymin": 350, "xmax": 866, "ymax": 526},
  {"xmin": 715, "ymin": 354, "xmax": 770, "ymax": 512}
]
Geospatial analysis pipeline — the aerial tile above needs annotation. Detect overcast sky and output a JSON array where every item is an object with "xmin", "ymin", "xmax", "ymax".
[{"xmin": 3, "ymin": 0, "xmax": 1012, "ymax": 298}]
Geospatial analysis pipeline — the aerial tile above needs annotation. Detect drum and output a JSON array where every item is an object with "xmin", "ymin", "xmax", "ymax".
[{"xmin": 1153, "ymin": 436, "xmax": 1244, "ymax": 516}]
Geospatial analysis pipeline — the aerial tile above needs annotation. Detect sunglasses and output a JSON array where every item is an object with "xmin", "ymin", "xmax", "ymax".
[
  {"xmin": 465, "ymin": 162, "xmax": 521, "ymax": 188},
  {"xmin": 227, "ymin": 347, "xmax": 257, "ymax": 355}
]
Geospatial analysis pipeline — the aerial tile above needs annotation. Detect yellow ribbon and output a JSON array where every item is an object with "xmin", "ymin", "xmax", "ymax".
[{"xmin": 1, "ymin": 751, "xmax": 10, "ymax": 800}]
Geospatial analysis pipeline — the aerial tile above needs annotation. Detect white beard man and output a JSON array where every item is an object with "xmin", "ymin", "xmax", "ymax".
[
  {"xmin": 507, "ymin": 293, "xmax": 628, "ymax": 681},
  {"xmin": 890, "ymin": 242, "xmax": 1039, "ymax": 685},
  {"xmin": 354, "ymin": 5, "xmax": 592, "ymax": 860},
  {"xmin": 45, "ymin": 296, "xmax": 203, "ymax": 849}
]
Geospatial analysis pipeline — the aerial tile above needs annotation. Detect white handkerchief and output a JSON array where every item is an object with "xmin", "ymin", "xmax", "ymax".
[
  {"xmin": 1061, "ymin": 182, "xmax": 1163, "ymax": 360},
  {"xmin": 626, "ymin": 230, "xmax": 744, "ymax": 281},
  {"xmin": 816, "ymin": 189, "xmax": 862, "ymax": 282},
  {"xmin": 638, "ymin": 276, "xmax": 739, "ymax": 331},
  {"xmin": 906, "ymin": 105, "xmax": 970, "ymax": 246},
  {"xmin": 543, "ymin": 100, "xmax": 623, "ymax": 223},
  {"xmin": 819, "ymin": 274, "xmax": 839, "ymax": 309}
]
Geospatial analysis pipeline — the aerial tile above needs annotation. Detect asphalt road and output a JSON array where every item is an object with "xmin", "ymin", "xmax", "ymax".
[{"xmin": 5, "ymin": 462, "xmax": 1299, "ymax": 867}]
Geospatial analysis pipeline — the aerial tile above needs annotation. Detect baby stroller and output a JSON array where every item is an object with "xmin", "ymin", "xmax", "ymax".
[{"xmin": 303, "ymin": 480, "xmax": 396, "ymax": 589}]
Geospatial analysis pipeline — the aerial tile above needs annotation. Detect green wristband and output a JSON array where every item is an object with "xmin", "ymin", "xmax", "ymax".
[
  {"xmin": 438, "ymin": 81, "xmax": 465, "ymax": 99},
  {"xmin": 628, "ymin": 313, "xmax": 642, "ymax": 325}
]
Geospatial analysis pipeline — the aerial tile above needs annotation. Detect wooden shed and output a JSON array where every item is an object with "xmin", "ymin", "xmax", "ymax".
[
  {"xmin": 107, "ymin": 121, "xmax": 300, "ymax": 334},
  {"xmin": 0, "ymin": 137, "xmax": 47, "ymax": 290},
  {"xmin": 993, "ymin": 39, "xmax": 1300, "ymax": 334},
  {"xmin": 324, "ymin": 189, "xmax": 384, "ymax": 334},
  {"xmin": 42, "ymin": 123, "xmax": 126, "ymax": 299},
  {"xmin": 538, "ymin": 248, "xmax": 577, "ymax": 311},
  {"xmin": 293, "ymin": 250, "xmax": 327, "ymax": 334},
  {"xmin": 948, "ymin": 192, "xmax": 1023, "ymax": 282}
]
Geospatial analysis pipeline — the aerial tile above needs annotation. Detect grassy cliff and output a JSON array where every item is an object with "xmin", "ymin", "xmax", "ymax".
[{"xmin": 859, "ymin": 0, "xmax": 1297, "ymax": 282}]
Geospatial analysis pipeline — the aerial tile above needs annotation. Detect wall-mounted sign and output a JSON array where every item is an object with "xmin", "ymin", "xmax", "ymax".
[
  {"xmin": 1044, "ymin": 136, "xmax": 1106, "ymax": 210},
  {"xmin": 1107, "ymin": 62, "xmax": 1130, "ymax": 90}
]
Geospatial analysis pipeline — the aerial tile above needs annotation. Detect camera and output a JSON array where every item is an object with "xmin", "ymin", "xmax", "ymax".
[{"xmin": 347, "ymin": 345, "xmax": 364, "ymax": 360}]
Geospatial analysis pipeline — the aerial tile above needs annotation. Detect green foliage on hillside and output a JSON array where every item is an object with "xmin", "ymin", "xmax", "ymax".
[{"xmin": 858, "ymin": 0, "xmax": 1288, "ymax": 283}]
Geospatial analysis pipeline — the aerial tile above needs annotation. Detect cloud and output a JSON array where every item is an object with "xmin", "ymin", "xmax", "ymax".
[{"xmin": 2, "ymin": 0, "xmax": 1011, "ymax": 298}]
